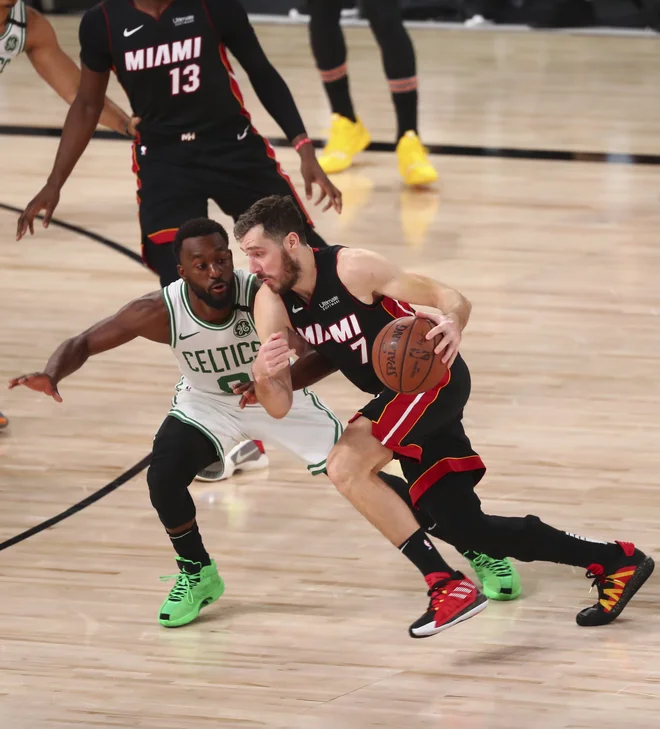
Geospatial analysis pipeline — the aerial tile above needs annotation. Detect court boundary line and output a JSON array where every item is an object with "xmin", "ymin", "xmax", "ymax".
[
  {"xmin": 0, "ymin": 202, "xmax": 150, "ymax": 551},
  {"xmin": 1, "ymin": 124, "xmax": 659, "ymax": 166}
]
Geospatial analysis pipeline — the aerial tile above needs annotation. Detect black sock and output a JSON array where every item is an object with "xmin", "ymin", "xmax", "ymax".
[
  {"xmin": 324, "ymin": 76, "xmax": 356, "ymax": 122},
  {"xmin": 393, "ymin": 89, "xmax": 418, "ymax": 140},
  {"xmin": 398, "ymin": 528, "xmax": 453, "ymax": 579},
  {"xmin": 378, "ymin": 471, "xmax": 438, "ymax": 534},
  {"xmin": 168, "ymin": 521, "xmax": 211, "ymax": 567}
]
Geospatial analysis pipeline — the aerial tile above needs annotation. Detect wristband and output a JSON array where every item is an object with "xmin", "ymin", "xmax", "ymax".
[{"xmin": 294, "ymin": 136, "xmax": 312, "ymax": 152}]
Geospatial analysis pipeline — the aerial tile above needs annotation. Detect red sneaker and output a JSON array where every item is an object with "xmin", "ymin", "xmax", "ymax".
[
  {"xmin": 576, "ymin": 541, "xmax": 654, "ymax": 626},
  {"xmin": 409, "ymin": 571, "xmax": 488, "ymax": 639}
]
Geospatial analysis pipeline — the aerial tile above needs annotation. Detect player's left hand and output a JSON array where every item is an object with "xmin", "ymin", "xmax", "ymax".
[
  {"xmin": 126, "ymin": 116, "xmax": 141, "ymax": 138},
  {"xmin": 232, "ymin": 380, "xmax": 258, "ymax": 409},
  {"xmin": 415, "ymin": 311, "xmax": 461, "ymax": 367},
  {"xmin": 299, "ymin": 149, "xmax": 343, "ymax": 214}
]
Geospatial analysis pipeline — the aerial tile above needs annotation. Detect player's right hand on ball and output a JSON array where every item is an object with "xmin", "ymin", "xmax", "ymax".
[
  {"xmin": 16, "ymin": 183, "xmax": 61, "ymax": 241},
  {"xmin": 8, "ymin": 373, "xmax": 62, "ymax": 402},
  {"xmin": 252, "ymin": 333, "xmax": 295, "ymax": 382}
]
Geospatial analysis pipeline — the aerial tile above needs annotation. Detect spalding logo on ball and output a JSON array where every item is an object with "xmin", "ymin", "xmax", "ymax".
[{"xmin": 373, "ymin": 316, "xmax": 448, "ymax": 395}]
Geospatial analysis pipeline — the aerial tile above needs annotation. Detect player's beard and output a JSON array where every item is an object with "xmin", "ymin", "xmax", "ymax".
[
  {"xmin": 188, "ymin": 277, "xmax": 234, "ymax": 310},
  {"xmin": 269, "ymin": 249, "xmax": 301, "ymax": 295}
]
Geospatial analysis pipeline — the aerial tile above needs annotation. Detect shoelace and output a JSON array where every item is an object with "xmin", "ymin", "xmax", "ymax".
[
  {"xmin": 585, "ymin": 563, "xmax": 625, "ymax": 595},
  {"xmin": 472, "ymin": 554, "xmax": 512, "ymax": 578},
  {"xmin": 428, "ymin": 577, "xmax": 452, "ymax": 610},
  {"xmin": 159, "ymin": 571, "xmax": 199, "ymax": 604}
]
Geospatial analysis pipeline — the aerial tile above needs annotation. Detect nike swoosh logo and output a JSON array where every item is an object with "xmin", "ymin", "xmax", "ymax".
[
  {"xmin": 291, "ymin": 305, "xmax": 303, "ymax": 313},
  {"xmin": 237, "ymin": 124, "xmax": 250, "ymax": 141},
  {"xmin": 123, "ymin": 25, "xmax": 144, "ymax": 37},
  {"xmin": 179, "ymin": 332, "xmax": 199, "ymax": 340}
]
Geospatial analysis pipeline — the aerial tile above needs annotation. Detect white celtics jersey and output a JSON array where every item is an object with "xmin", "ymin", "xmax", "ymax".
[
  {"xmin": 0, "ymin": 1, "xmax": 27, "ymax": 75},
  {"xmin": 162, "ymin": 270, "xmax": 260, "ymax": 397}
]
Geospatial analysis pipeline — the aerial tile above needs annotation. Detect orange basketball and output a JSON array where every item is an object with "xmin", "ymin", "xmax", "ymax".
[{"xmin": 372, "ymin": 316, "xmax": 447, "ymax": 395}]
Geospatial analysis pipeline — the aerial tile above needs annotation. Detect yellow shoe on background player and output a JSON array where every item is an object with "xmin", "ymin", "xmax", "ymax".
[
  {"xmin": 318, "ymin": 114, "xmax": 371, "ymax": 174},
  {"xmin": 396, "ymin": 130, "xmax": 438, "ymax": 187}
]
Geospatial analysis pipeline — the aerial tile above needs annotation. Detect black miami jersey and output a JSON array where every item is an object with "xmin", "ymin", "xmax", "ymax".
[
  {"xmin": 79, "ymin": 0, "xmax": 262, "ymax": 139},
  {"xmin": 281, "ymin": 246, "xmax": 417, "ymax": 395}
]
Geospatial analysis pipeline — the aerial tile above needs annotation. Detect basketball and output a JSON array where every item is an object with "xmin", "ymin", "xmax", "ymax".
[{"xmin": 372, "ymin": 316, "xmax": 447, "ymax": 395}]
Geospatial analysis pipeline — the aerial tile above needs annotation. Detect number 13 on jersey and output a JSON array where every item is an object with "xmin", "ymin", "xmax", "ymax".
[{"xmin": 169, "ymin": 63, "xmax": 200, "ymax": 95}]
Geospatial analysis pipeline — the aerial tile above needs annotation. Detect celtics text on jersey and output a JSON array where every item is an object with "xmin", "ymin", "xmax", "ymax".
[{"xmin": 162, "ymin": 269, "xmax": 259, "ymax": 396}]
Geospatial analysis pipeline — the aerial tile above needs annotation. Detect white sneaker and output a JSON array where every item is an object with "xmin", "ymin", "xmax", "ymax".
[{"xmin": 195, "ymin": 440, "xmax": 269, "ymax": 482}]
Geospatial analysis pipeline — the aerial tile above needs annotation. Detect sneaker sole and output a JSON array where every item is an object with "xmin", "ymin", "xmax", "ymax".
[
  {"xmin": 576, "ymin": 556, "xmax": 655, "ymax": 627},
  {"xmin": 409, "ymin": 594, "xmax": 489, "ymax": 639},
  {"xmin": 483, "ymin": 585, "xmax": 522, "ymax": 602},
  {"xmin": 159, "ymin": 577, "xmax": 226, "ymax": 628}
]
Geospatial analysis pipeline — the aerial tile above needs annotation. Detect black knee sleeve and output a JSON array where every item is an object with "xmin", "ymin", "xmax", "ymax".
[
  {"xmin": 308, "ymin": 0, "xmax": 346, "ymax": 70},
  {"xmin": 147, "ymin": 416, "xmax": 217, "ymax": 530},
  {"xmin": 361, "ymin": 0, "xmax": 416, "ymax": 80}
]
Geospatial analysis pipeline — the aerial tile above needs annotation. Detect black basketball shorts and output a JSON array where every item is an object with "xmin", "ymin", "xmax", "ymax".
[
  {"xmin": 131, "ymin": 121, "xmax": 316, "ymax": 284},
  {"xmin": 349, "ymin": 355, "xmax": 486, "ymax": 505}
]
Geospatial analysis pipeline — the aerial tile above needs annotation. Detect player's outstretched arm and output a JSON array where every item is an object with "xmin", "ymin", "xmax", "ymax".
[
  {"xmin": 338, "ymin": 248, "xmax": 472, "ymax": 368},
  {"xmin": 25, "ymin": 9, "xmax": 134, "ymax": 137},
  {"xmin": 8, "ymin": 292, "xmax": 168, "ymax": 402},
  {"xmin": 17, "ymin": 9, "xmax": 114, "ymax": 241},
  {"xmin": 251, "ymin": 285, "xmax": 297, "ymax": 419}
]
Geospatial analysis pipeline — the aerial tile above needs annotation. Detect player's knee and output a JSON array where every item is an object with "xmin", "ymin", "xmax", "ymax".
[
  {"xmin": 326, "ymin": 443, "xmax": 370, "ymax": 496},
  {"xmin": 147, "ymin": 450, "xmax": 194, "ymax": 519}
]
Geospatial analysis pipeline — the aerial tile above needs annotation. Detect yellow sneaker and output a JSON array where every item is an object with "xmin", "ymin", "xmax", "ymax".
[
  {"xmin": 318, "ymin": 114, "xmax": 371, "ymax": 174},
  {"xmin": 396, "ymin": 131, "xmax": 438, "ymax": 186}
]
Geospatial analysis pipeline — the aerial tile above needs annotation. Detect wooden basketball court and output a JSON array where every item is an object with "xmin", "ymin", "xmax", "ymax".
[{"xmin": 1, "ymin": 19, "xmax": 659, "ymax": 729}]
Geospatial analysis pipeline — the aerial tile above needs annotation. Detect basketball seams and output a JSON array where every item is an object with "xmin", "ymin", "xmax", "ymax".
[
  {"xmin": 398, "ymin": 318, "xmax": 415, "ymax": 394},
  {"xmin": 406, "ymin": 317, "xmax": 437, "ymax": 394}
]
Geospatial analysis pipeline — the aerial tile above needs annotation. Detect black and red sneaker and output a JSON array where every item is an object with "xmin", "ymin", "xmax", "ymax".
[
  {"xmin": 409, "ymin": 571, "xmax": 488, "ymax": 639},
  {"xmin": 576, "ymin": 541, "xmax": 654, "ymax": 626}
]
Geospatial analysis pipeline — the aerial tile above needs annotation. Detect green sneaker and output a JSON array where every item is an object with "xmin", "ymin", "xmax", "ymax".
[
  {"xmin": 465, "ymin": 551, "xmax": 521, "ymax": 601},
  {"xmin": 158, "ymin": 557, "xmax": 225, "ymax": 627}
]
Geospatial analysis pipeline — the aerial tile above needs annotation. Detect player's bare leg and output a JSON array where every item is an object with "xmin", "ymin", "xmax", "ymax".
[{"xmin": 326, "ymin": 417, "xmax": 487, "ymax": 637}]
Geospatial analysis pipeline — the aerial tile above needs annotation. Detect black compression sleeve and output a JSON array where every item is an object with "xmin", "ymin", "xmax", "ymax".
[{"xmin": 205, "ymin": 0, "xmax": 306, "ymax": 142}]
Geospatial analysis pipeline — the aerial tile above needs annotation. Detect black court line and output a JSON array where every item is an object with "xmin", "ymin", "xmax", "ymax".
[
  {"xmin": 0, "ymin": 456, "xmax": 152, "ymax": 551},
  {"xmin": 2, "ymin": 123, "xmax": 660, "ymax": 166},
  {"xmin": 0, "ymin": 202, "xmax": 143, "ymax": 264},
  {"xmin": 0, "ymin": 203, "xmax": 150, "ymax": 551}
]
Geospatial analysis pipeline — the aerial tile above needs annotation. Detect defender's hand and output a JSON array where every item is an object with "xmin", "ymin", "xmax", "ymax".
[
  {"xmin": 232, "ymin": 380, "xmax": 258, "ymax": 409},
  {"xmin": 252, "ymin": 333, "xmax": 295, "ymax": 382},
  {"xmin": 416, "ymin": 311, "xmax": 462, "ymax": 367},
  {"xmin": 8, "ymin": 373, "xmax": 62, "ymax": 402},
  {"xmin": 17, "ymin": 183, "xmax": 61, "ymax": 240}
]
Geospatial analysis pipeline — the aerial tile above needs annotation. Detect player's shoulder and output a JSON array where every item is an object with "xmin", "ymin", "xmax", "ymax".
[
  {"xmin": 233, "ymin": 268, "xmax": 259, "ymax": 306},
  {"xmin": 337, "ymin": 247, "xmax": 390, "ymax": 277}
]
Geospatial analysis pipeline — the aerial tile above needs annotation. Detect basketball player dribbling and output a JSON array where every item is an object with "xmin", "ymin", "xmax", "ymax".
[
  {"xmin": 16, "ymin": 0, "xmax": 341, "ymax": 289},
  {"xmin": 236, "ymin": 194, "xmax": 654, "ymax": 638},
  {"xmin": 9, "ymin": 218, "xmax": 344, "ymax": 627}
]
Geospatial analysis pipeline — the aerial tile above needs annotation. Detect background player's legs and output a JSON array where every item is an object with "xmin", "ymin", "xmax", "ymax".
[
  {"xmin": 147, "ymin": 416, "xmax": 225, "ymax": 627},
  {"xmin": 309, "ymin": 0, "xmax": 437, "ymax": 184},
  {"xmin": 308, "ymin": 0, "xmax": 370, "ymax": 174}
]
